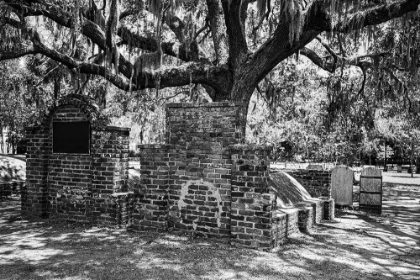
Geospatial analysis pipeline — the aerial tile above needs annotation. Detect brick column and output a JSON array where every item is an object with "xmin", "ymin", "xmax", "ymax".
[
  {"xmin": 161, "ymin": 103, "xmax": 246, "ymax": 237},
  {"xmin": 91, "ymin": 127, "xmax": 131, "ymax": 225},
  {"xmin": 133, "ymin": 144, "xmax": 170, "ymax": 231},
  {"xmin": 22, "ymin": 126, "xmax": 50, "ymax": 217},
  {"xmin": 230, "ymin": 145, "xmax": 276, "ymax": 249}
]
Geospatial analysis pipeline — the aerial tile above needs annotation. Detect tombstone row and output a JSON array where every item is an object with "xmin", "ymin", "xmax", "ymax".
[{"xmin": 331, "ymin": 166, "xmax": 382, "ymax": 214}]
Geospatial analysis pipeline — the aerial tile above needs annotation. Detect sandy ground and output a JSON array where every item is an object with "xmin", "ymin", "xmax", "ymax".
[
  {"xmin": 1, "ymin": 156, "xmax": 419, "ymax": 279},
  {"xmin": 1, "ymin": 182, "xmax": 419, "ymax": 280}
]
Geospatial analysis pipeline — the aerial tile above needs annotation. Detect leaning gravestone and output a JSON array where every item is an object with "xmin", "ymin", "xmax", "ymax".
[
  {"xmin": 359, "ymin": 167, "xmax": 382, "ymax": 214},
  {"xmin": 331, "ymin": 166, "xmax": 353, "ymax": 206}
]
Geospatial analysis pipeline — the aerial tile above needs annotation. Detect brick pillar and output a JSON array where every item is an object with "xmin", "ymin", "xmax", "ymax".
[
  {"xmin": 91, "ymin": 127, "xmax": 130, "ymax": 225},
  {"xmin": 133, "ymin": 144, "xmax": 170, "ymax": 231},
  {"xmin": 163, "ymin": 102, "xmax": 246, "ymax": 237},
  {"xmin": 22, "ymin": 126, "xmax": 50, "ymax": 217},
  {"xmin": 230, "ymin": 145, "xmax": 276, "ymax": 249}
]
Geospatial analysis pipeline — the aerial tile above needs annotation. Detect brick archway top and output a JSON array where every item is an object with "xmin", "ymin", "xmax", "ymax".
[
  {"xmin": 43, "ymin": 94, "xmax": 109, "ymax": 126},
  {"xmin": 55, "ymin": 94, "xmax": 99, "ymax": 120}
]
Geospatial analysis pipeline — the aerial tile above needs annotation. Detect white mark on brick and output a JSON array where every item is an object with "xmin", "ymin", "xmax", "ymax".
[{"xmin": 178, "ymin": 180, "xmax": 223, "ymax": 228}]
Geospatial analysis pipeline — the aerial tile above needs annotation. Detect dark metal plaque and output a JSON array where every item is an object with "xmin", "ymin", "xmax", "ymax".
[{"xmin": 53, "ymin": 121, "xmax": 90, "ymax": 154}]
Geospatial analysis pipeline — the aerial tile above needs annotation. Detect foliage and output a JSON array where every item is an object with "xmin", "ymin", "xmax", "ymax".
[
  {"xmin": 2, "ymin": 0, "xmax": 419, "ymax": 104},
  {"xmin": 104, "ymin": 85, "xmax": 195, "ymax": 148},
  {"xmin": 1, "ymin": 0, "xmax": 420, "ymax": 159},
  {"xmin": 377, "ymin": 144, "xmax": 394, "ymax": 161},
  {"xmin": 0, "ymin": 59, "xmax": 49, "ymax": 144}
]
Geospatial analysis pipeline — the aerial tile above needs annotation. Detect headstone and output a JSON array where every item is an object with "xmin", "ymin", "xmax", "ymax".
[
  {"xmin": 331, "ymin": 166, "xmax": 353, "ymax": 206},
  {"xmin": 359, "ymin": 167, "xmax": 382, "ymax": 214}
]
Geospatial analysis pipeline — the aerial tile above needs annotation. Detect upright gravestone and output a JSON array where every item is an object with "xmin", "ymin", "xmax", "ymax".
[
  {"xmin": 331, "ymin": 166, "xmax": 353, "ymax": 206},
  {"xmin": 359, "ymin": 167, "xmax": 382, "ymax": 214}
]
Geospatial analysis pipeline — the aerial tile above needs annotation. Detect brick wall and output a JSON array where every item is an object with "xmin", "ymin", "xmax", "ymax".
[
  {"xmin": 134, "ymin": 144, "xmax": 170, "ymax": 231},
  {"xmin": 23, "ymin": 94, "xmax": 131, "ymax": 226},
  {"xmin": 284, "ymin": 169, "xmax": 332, "ymax": 198},
  {"xmin": 230, "ymin": 145, "xmax": 276, "ymax": 249},
  {"xmin": 22, "ymin": 126, "xmax": 49, "ymax": 217},
  {"xmin": 134, "ymin": 103, "xmax": 335, "ymax": 249},
  {"xmin": 24, "ymin": 97, "xmax": 337, "ymax": 250},
  {"xmin": 271, "ymin": 209, "xmax": 299, "ymax": 246},
  {"xmin": 91, "ymin": 127, "xmax": 130, "ymax": 225},
  {"xmin": 165, "ymin": 103, "xmax": 246, "ymax": 238},
  {"xmin": 48, "ymin": 106, "xmax": 92, "ymax": 222},
  {"xmin": 136, "ymin": 103, "xmax": 246, "ymax": 237}
]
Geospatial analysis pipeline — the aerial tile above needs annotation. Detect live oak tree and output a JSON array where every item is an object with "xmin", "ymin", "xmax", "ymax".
[{"xmin": 1, "ymin": 0, "xmax": 420, "ymax": 118}]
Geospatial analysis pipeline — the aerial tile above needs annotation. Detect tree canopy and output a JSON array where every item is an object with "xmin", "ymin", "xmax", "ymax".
[{"xmin": 2, "ymin": 0, "xmax": 420, "ymax": 109}]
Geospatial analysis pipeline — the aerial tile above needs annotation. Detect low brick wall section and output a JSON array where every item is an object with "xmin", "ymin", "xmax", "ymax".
[
  {"xmin": 133, "ymin": 144, "xmax": 170, "ymax": 232},
  {"xmin": 322, "ymin": 197, "xmax": 335, "ymax": 220},
  {"xmin": 0, "ymin": 181, "xmax": 24, "ymax": 198},
  {"xmin": 271, "ymin": 209, "xmax": 299, "ymax": 247},
  {"xmin": 284, "ymin": 169, "xmax": 332, "ymax": 198},
  {"xmin": 101, "ymin": 193, "xmax": 134, "ymax": 228}
]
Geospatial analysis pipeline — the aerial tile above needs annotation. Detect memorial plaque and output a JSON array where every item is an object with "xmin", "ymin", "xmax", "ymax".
[
  {"xmin": 359, "ymin": 167, "xmax": 382, "ymax": 214},
  {"xmin": 331, "ymin": 166, "xmax": 353, "ymax": 206},
  {"xmin": 53, "ymin": 121, "xmax": 90, "ymax": 154}
]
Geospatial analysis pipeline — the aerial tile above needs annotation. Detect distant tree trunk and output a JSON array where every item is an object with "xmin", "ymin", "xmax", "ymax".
[
  {"xmin": 384, "ymin": 139, "xmax": 387, "ymax": 172},
  {"xmin": 0, "ymin": 125, "xmax": 3, "ymax": 153},
  {"xmin": 410, "ymin": 138, "xmax": 414, "ymax": 178}
]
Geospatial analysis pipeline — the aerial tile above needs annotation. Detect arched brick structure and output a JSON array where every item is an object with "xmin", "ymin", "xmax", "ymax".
[{"xmin": 23, "ymin": 94, "xmax": 132, "ymax": 227}]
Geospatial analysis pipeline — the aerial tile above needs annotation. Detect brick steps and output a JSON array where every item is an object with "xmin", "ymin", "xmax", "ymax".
[{"xmin": 272, "ymin": 197, "xmax": 335, "ymax": 245}]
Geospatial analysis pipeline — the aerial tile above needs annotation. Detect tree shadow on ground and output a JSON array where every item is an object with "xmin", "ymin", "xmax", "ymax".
[{"xmin": 1, "ymin": 188, "xmax": 420, "ymax": 280}]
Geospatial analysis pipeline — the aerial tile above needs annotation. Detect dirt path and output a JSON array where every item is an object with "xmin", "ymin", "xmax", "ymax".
[{"xmin": 1, "ymin": 184, "xmax": 419, "ymax": 280}]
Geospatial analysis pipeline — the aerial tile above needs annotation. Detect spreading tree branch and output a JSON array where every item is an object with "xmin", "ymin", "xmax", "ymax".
[
  {"xmin": 8, "ymin": 3, "xmax": 134, "ymax": 80},
  {"xmin": 0, "ymin": 47, "xmax": 36, "ymax": 60},
  {"xmin": 1, "ymin": 15, "xmax": 230, "ymax": 95},
  {"xmin": 206, "ymin": 0, "xmax": 229, "ymax": 65},
  {"xmin": 311, "ymin": 0, "xmax": 420, "ymax": 33},
  {"xmin": 117, "ymin": 26, "xmax": 204, "ymax": 63},
  {"xmin": 221, "ymin": 0, "xmax": 248, "ymax": 67}
]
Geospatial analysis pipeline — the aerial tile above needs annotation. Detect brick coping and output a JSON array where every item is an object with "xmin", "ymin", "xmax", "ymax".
[
  {"xmin": 166, "ymin": 102, "xmax": 246, "ymax": 108},
  {"xmin": 25, "ymin": 125, "xmax": 130, "ymax": 132},
  {"xmin": 137, "ymin": 143, "xmax": 272, "ymax": 151}
]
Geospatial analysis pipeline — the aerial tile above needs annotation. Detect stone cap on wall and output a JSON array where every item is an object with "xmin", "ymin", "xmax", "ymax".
[
  {"xmin": 138, "ymin": 144, "xmax": 171, "ymax": 149},
  {"xmin": 229, "ymin": 144, "xmax": 273, "ymax": 151},
  {"xmin": 166, "ymin": 102, "xmax": 247, "ymax": 108},
  {"xmin": 25, "ymin": 125, "xmax": 130, "ymax": 133},
  {"xmin": 94, "ymin": 126, "xmax": 131, "ymax": 132},
  {"xmin": 285, "ymin": 169, "xmax": 331, "ymax": 174}
]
